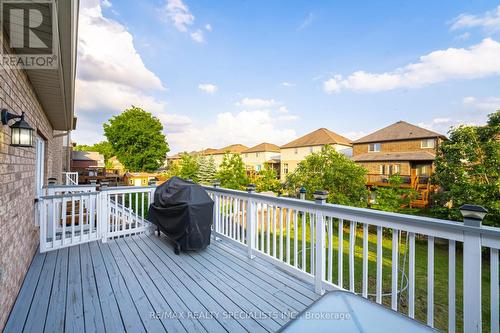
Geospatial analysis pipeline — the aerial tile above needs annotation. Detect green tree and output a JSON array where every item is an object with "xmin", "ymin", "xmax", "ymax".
[
  {"xmin": 197, "ymin": 155, "xmax": 217, "ymax": 185},
  {"xmin": 178, "ymin": 153, "xmax": 200, "ymax": 181},
  {"xmin": 74, "ymin": 141, "xmax": 114, "ymax": 163},
  {"xmin": 371, "ymin": 174, "xmax": 417, "ymax": 212},
  {"xmin": 103, "ymin": 106, "xmax": 169, "ymax": 172},
  {"xmin": 285, "ymin": 145, "xmax": 368, "ymax": 206},
  {"xmin": 253, "ymin": 165, "xmax": 281, "ymax": 193},
  {"xmin": 216, "ymin": 153, "xmax": 249, "ymax": 190},
  {"xmin": 432, "ymin": 110, "xmax": 500, "ymax": 226}
]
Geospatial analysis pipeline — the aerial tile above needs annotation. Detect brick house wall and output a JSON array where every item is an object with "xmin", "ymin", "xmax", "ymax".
[
  {"xmin": 0, "ymin": 35, "xmax": 63, "ymax": 329},
  {"xmin": 352, "ymin": 138, "xmax": 441, "ymax": 156}
]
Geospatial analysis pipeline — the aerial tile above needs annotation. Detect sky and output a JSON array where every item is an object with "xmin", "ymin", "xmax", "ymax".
[{"xmin": 74, "ymin": 0, "xmax": 500, "ymax": 154}]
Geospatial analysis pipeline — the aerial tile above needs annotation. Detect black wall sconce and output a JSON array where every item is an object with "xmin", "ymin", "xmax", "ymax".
[{"xmin": 1, "ymin": 109, "xmax": 34, "ymax": 147}]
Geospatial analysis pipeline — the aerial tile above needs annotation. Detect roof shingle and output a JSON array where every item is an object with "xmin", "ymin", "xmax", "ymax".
[
  {"xmin": 281, "ymin": 128, "xmax": 352, "ymax": 149},
  {"xmin": 354, "ymin": 121, "xmax": 445, "ymax": 144},
  {"xmin": 242, "ymin": 142, "xmax": 280, "ymax": 153}
]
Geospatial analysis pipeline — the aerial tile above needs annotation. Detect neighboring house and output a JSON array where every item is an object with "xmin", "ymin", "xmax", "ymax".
[
  {"xmin": 124, "ymin": 172, "xmax": 158, "ymax": 186},
  {"xmin": 0, "ymin": 1, "xmax": 79, "ymax": 329},
  {"xmin": 205, "ymin": 144, "xmax": 248, "ymax": 167},
  {"xmin": 280, "ymin": 128, "xmax": 353, "ymax": 180},
  {"xmin": 165, "ymin": 153, "xmax": 182, "ymax": 168},
  {"xmin": 71, "ymin": 150, "xmax": 105, "ymax": 173},
  {"xmin": 352, "ymin": 120, "xmax": 446, "ymax": 207},
  {"xmin": 242, "ymin": 142, "xmax": 281, "ymax": 176},
  {"xmin": 108, "ymin": 156, "xmax": 126, "ymax": 175}
]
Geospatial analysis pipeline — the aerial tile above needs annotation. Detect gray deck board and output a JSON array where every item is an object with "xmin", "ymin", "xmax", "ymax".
[
  {"xmin": 45, "ymin": 247, "xmax": 69, "ymax": 333},
  {"xmin": 80, "ymin": 243, "xmax": 105, "ymax": 333},
  {"xmin": 6, "ymin": 234, "xmax": 318, "ymax": 333},
  {"xmin": 65, "ymin": 245, "xmax": 85, "ymax": 333}
]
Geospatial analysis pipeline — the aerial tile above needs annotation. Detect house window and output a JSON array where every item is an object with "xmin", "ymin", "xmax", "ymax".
[
  {"xmin": 245, "ymin": 153, "xmax": 248, "ymax": 158},
  {"xmin": 368, "ymin": 143, "xmax": 381, "ymax": 152},
  {"xmin": 309, "ymin": 147, "xmax": 313, "ymax": 153},
  {"xmin": 129, "ymin": 179, "xmax": 133, "ymax": 185},
  {"xmin": 294, "ymin": 148, "xmax": 298, "ymax": 154},
  {"xmin": 256, "ymin": 164, "xmax": 261, "ymax": 171},
  {"xmin": 421, "ymin": 139, "xmax": 435, "ymax": 148},
  {"xmin": 379, "ymin": 164, "xmax": 385, "ymax": 175},
  {"xmin": 284, "ymin": 163, "xmax": 289, "ymax": 174},
  {"xmin": 256, "ymin": 153, "xmax": 259, "ymax": 158},
  {"xmin": 394, "ymin": 164, "xmax": 401, "ymax": 174}
]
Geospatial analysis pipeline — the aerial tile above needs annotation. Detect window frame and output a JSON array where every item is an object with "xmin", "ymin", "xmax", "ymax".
[
  {"xmin": 421, "ymin": 138, "xmax": 435, "ymax": 149},
  {"xmin": 368, "ymin": 143, "xmax": 381, "ymax": 152}
]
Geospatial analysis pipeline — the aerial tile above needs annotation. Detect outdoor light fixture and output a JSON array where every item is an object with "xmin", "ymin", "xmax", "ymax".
[
  {"xmin": 460, "ymin": 204, "xmax": 488, "ymax": 227},
  {"xmin": 1, "ymin": 109, "xmax": 34, "ymax": 147},
  {"xmin": 313, "ymin": 190, "xmax": 328, "ymax": 202}
]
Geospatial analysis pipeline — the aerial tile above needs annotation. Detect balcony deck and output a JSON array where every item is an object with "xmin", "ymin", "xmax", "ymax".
[{"xmin": 4, "ymin": 234, "xmax": 319, "ymax": 333}]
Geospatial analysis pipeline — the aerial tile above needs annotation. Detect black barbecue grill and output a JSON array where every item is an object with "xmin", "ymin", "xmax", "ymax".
[{"xmin": 148, "ymin": 177, "xmax": 214, "ymax": 254}]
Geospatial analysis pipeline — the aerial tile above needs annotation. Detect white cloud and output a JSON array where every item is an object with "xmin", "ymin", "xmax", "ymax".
[
  {"xmin": 74, "ymin": 0, "xmax": 173, "ymax": 144},
  {"xmin": 205, "ymin": 24, "xmax": 212, "ymax": 31},
  {"xmin": 450, "ymin": 6, "xmax": 500, "ymax": 32},
  {"xmin": 323, "ymin": 38, "xmax": 500, "ymax": 93},
  {"xmin": 463, "ymin": 95, "xmax": 500, "ymax": 111},
  {"xmin": 278, "ymin": 106, "xmax": 289, "ymax": 113},
  {"xmin": 102, "ymin": 0, "xmax": 112, "ymax": 8},
  {"xmin": 282, "ymin": 81, "xmax": 295, "ymax": 87},
  {"xmin": 198, "ymin": 83, "xmax": 218, "ymax": 94},
  {"xmin": 236, "ymin": 98, "xmax": 278, "ymax": 108},
  {"xmin": 164, "ymin": 0, "xmax": 194, "ymax": 32},
  {"xmin": 190, "ymin": 29, "xmax": 204, "ymax": 43},
  {"xmin": 455, "ymin": 32, "xmax": 471, "ymax": 41},
  {"xmin": 167, "ymin": 110, "xmax": 297, "ymax": 153}
]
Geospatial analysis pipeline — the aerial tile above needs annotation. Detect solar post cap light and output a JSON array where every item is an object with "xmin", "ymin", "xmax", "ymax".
[{"xmin": 1, "ymin": 109, "xmax": 35, "ymax": 147}]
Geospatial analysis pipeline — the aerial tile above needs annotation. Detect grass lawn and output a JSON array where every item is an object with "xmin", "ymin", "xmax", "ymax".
[{"xmin": 249, "ymin": 217, "xmax": 493, "ymax": 332}]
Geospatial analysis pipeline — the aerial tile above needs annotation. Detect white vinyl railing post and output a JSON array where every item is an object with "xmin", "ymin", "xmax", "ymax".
[
  {"xmin": 212, "ymin": 180, "xmax": 221, "ymax": 240},
  {"xmin": 246, "ymin": 184, "xmax": 256, "ymax": 259},
  {"xmin": 314, "ymin": 190, "xmax": 328, "ymax": 295},
  {"xmin": 99, "ymin": 192, "xmax": 108, "ymax": 243},
  {"xmin": 461, "ymin": 205, "xmax": 488, "ymax": 333}
]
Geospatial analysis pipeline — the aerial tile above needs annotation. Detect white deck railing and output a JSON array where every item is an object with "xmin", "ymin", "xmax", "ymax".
[
  {"xmin": 38, "ymin": 186, "xmax": 155, "ymax": 252},
  {"xmin": 37, "ymin": 183, "xmax": 499, "ymax": 332},
  {"xmin": 204, "ymin": 186, "xmax": 500, "ymax": 333},
  {"xmin": 62, "ymin": 171, "xmax": 79, "ymax": 185}
]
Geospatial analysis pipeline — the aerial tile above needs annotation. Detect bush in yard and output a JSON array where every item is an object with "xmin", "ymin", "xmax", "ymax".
[
  {"xmin": 103, "ymin": 106, "xmax": 169, "ymax": 172},
  {"xmin": 432, "ymin": 110, "xmax": 500, "ymax": 226},
  {"xmin": 177, "ymin": 152, "xmax": 200, "ymax": 182},
  {"xmin": 284, "ymin": 145, "xmax": 368, "ymax": 206},
  {"xmin": 371, "ymin": 174, "xmax": 417, "ymax": 213},
  {"xmin": 216, "ymin": 153, "xmax": 249, "ymax": 190},
  {"xmin": 253, "ymin": 165, "xmax": 281, "ymax": 193}
]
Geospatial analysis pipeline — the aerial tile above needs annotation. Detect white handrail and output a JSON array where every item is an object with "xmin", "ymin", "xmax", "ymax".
[{"xmin": 205, "ymin": 185, "xmax": 500, "ymax": 333}]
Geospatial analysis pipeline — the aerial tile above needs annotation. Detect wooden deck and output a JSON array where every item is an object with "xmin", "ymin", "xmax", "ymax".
[{"xmin": 4, "ymin": 234, "xmax": 319, "ymax": 333}]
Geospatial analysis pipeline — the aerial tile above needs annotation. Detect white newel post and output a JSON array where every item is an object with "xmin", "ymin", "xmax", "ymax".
[
  {"xmin": 246, "ymin": 184, "xmax": 256, "ymax": 259},
  {"xmin": 99, "ymin": 192, "xmax": 108, "ymax": 243},
  {"xmin": 460, "ymin": 205, "xmax": 488, "ymax": 333},
  {"xmin": 212, "ymin": 180, "xmax": 221, "ymax": 240},
  {"xmin": 314, "ymin": 190, "xmax": 328, "ymax": 295}
]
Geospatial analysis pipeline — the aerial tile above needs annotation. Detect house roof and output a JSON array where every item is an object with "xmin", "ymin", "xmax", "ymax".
[
  {"xmin": 20, "ymin": 0, "xmax": 79, "ymax": 130},
  {"xmin": 166, "ymin": 153, "xmax": 182, "ymax": 160},
  {"xmin": 281, "ymin": 128, "xmax": 352, "ymax": 149},
  {"xmin": 72, "ymin": 151, "xmax": 104, "ymax": 162},
  {"xmin": 352, "ymin": 151, "xmax": 437, "ymax": 162},
  {"xmin": 209, "ymin": 144, "xmax": 249, "ymax": 155},
  {"xmin": 354, "ymin": 121, "xmax": 446, "ymax": 144},
  {"xmin": 242, "ymin": 142, "xmax": 281, "ymax": 153},
  {"xmin": 200, "ymin": 148, "xmax": 218, "ymax": 155}
]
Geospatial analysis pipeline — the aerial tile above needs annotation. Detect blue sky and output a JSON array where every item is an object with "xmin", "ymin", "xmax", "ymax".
[{"xmin": 74, "ymin": 0, "xmax": 500, "ymax": 153}]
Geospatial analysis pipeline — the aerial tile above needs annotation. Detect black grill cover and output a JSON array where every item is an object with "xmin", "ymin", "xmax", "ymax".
[{"xmin": 148, "ymin": 177, "xmax": 213, "ymax": 252}]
